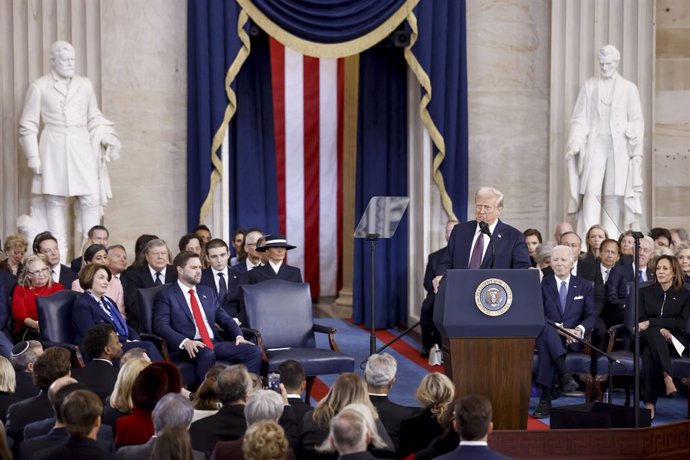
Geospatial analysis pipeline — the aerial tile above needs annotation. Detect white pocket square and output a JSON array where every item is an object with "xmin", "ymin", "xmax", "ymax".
[{"xmin": 574, "ymin": 295, "xmax": 584, "ymax": 300}]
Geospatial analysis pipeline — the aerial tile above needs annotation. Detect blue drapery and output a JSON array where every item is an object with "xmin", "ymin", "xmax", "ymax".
[
  {"xmin": 353, "ymin": 47, "xmax": 408, "ymax": 328},
  {"xmin": 187, "ymin": 0, "xmax": 468, "ymax": 327},
  {"xmin": 244, "ymin": 0, "xmax": 408, "ymax": 43}
]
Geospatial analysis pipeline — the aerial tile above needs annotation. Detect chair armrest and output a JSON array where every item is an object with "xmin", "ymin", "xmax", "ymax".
[
  {"xmin": 312, "ymin": 324, "xmax": 340, "ymax": 352},
  {"xmin": 607, "ymin": 323, "xmax": 626, "ymax": 353},
  {"xmin": 42, "ymin": 341, "xmax": 85, "ymax": 368},
  {"xmin": 139, "ymin": 333, "xmax": 172, "ymax": 362}
]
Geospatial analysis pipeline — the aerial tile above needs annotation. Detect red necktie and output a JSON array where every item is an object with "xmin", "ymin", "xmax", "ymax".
[{"xmin": 189, "ymin": 289, "xmax": 214, "ymax": 349}]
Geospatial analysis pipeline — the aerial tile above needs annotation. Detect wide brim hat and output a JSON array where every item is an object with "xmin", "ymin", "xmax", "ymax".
[{"xmin": 256, "ymin": 234, "xmax": 296, "ymax": 252}]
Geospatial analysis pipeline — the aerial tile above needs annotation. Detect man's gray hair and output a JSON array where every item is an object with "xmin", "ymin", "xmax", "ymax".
[
  {"xmin": 552, "ymin": 245, "xmax": 575, "ymax": 263},
  {"xmin": 640, "ymin": 236, "xmax": 655, "ymax": 251},
  {"xmin": 152, "ymin": 393, "xmax": 194, "ymax": 433},
  {"xmin": 475, "ymin": 187, "xmax": 504, "ymax": 209},
  {"xmin": 244, "ymin": 389, "xmax": 284, "ymax": 425},
  {"xmin": 364, "ymin": 353, "xmax": 397, "ymax": 388}
]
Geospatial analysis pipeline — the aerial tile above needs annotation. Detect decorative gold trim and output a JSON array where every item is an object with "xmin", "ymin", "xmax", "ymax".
[
  {"xmin": 199, "ymin": 10, "xmax": 252, "ymax": 224},
  {"xmin": 403, "ymin": 12, "xmax": 457, "ymax": 221},
  {"xmin": 236, "ymin": 0, "xmax": 419, "ymax": 58}
]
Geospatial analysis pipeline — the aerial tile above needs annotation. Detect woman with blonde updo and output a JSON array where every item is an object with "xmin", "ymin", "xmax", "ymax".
[{"xmin": 399, "ymin": 372, "xmax": 455, "ymax": 458}]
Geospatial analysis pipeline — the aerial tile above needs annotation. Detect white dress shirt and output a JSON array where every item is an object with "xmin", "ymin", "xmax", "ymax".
[
  {"xmin": 177, "ymin": 280, "xmax": 214, "ymax": 348},
  {"xmin": 468, "ymin": 220, "xmax": 499, "ymax": 267}
]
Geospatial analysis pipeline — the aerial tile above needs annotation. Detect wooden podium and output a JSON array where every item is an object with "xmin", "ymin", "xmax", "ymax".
[{"xmin": 434, "ymin": 269, "xmax": 544, "ymax": 430}]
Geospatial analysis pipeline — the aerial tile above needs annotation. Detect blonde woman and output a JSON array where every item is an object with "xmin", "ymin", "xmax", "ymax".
[
  {"xmin": 675, "ymin": 243, "xmax": 690, "ymax": 283},
  {"xmin": 399, "ymin": 372, "xmax": 455, "ymax": 458},
  {"xmin": 0, "ymin": 234, "xmax": 28, "ymax": 276},
  {"xmin": 0, "ymin": 356, "xmax": 20, "ymax": 422},
  {"xmin": 242, "ymin": 420, "xmax": 291, "ymax": 460},
  {"xmin": 299, "ymin": 373, "xmax": 393, "ymax": 459},
  {"xmin": 102, "ymin": 357, "xmax": 150, "ymax": 427}
]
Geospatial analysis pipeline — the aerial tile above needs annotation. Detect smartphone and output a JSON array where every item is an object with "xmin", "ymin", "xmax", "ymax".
[{"xmin": 268, "ymin": 371, "xmax": 281, "ymax": 393}]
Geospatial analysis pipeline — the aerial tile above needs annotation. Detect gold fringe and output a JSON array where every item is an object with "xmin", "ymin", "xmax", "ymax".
[
  {"xmin": 199, "ymin": 10, "xmax": 252, "ymax": 224},
  {"xmin": 236, "ymin": 0, "xmax": 419, "ymax": 58},
  {"xmin": 403, "ymin": 12, "xmax": 457, "ymax": 221}
]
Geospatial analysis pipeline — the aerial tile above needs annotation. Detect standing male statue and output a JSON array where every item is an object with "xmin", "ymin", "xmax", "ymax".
[
  {"xmin": 18, "ymin": 41, "xmax": 121, "ymax": 260},
  {"xmin": 566, "ymin": 44, "xmax": 644, "ymax": 238}
]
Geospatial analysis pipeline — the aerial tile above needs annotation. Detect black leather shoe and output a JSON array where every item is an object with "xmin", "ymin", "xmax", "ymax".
[
  {"xmin": 561, "ymin": 374, "xmax": 578, "ymax": 393},
  {"xmin": 533, "ymin": 400, "xmax": 550, "ymax": 419}
]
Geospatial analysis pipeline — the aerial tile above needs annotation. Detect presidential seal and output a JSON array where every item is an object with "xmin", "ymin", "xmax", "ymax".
[{"xmin": 474, "ymin": 278, "xmax": 512, "ymax": 316}]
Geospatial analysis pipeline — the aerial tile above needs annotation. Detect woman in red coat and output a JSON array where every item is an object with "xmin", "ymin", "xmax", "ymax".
[{"xmin": 11, "ymin": 253, "xmax": 63, "ymax": 341}]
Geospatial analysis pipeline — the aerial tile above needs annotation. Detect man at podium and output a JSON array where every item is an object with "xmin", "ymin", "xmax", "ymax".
[
  {"xmin": 433, "ymin": 187, "xmax": 530, "ymax": 291},
  {"xmin": 533, "ymin": 245, "xmax": 597, "ymax": 418}
]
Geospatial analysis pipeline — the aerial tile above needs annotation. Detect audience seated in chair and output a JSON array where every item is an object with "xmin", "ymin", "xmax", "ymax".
[
  {"xmin": 279, "ymin": 360, "xmax": 312, "ymax": 422},
  {"xmin": 0, "ymin": 356, "xmax": 21, "ymax": 424},
  {"xmin": 364, "ymin": 352, "xmax": 418, "ymax": 452},
  {"xmin": 33, "ymin": 232, "xmax": 77, "ymax": 290},
  {"xmin": 316, "ymin": 403, "xmax": 392, "ymax": 460},
  {"xmin": 20, "ymin": 378, "xmax": 115, "ymax": 458},
  {"xmin": 248, "ymin": 234, "xmax": 302, "ymax": 284},
  {"xmin": 72, "ymin": 324, "xmax": 122, "ymax": 400},
  {"xmin": 233, "ymin": 229, "xmax": 264, "ymax": 273},
  {"xmin": 210, "ymin": 388, "xmax": 299, "ymax": 460},
  {"xmin": 71, "ymin": 243, "xmax": 125, "ymax": 317},
  {"xmin": 34, "ymin": 389, "xmax": 115, "ymax": 460},
  {"xmin": 5, "ymin": 346, "xmax": 71, "ymax": 445},
  {"xmin": 101, "ymin": 357, "xmax": 150, "ymax": 427},
  {"xmin": 70, "ymin": 225, "xmax": 110, "ymax": 274},
  {"xmin": 115, "ymin": 361, "xmax": 182, "ymax": 448},
  {"xmin": 433, "ymin": 395, "xmax": 509, "ymax": 460},
  {"xmin": 9, "ymin": 340, "xmax": 42, "ymax": 400},
  {"xmin": 116, "ymin": 393, "xmax": 205, "ymax": 460},
  {"xmin": 200, "ymin": 238, "xmax": 248, "ymax": 322},
  {"xmin": 398, "ymin": 372, "xmax": 455, "ymax": 459},
  {"xmin": 191, "ymin": 364, "xmax": 227, "ymax": 423}
]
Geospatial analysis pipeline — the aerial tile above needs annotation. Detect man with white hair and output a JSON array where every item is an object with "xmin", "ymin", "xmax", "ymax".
[
  {"xmin": 533, "ymin": 245, "xmax": 597, "ymax": 418},
  {"xmin": 325, "ymin": 404, "xmax": 390, "ymax": 459},
  {"xmin": 434, "ymin": 187, "xmax": 531, "ymax": 291},
  {"xmin": 566, "ymin": 44, "xmax": 644, "ymax": 237},
  {"xmin": 364, "ymin": 353, "xmax": 418, "ymax": 451},
  {"xmin": 19, "ymin": 40, "xmax": 121, "ymax": 256},
  {"xmin": 606, "ymin": 235, "xmax": 655, "ymax": 314},
  {"xmin": 553, "ymin": 222, "xmax": 574, "ymax": 244}
]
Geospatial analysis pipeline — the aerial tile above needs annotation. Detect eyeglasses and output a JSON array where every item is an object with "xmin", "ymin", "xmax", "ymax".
[{"xmin": 28, "ymin": 267, "xmax": 51, "ymax": 277}]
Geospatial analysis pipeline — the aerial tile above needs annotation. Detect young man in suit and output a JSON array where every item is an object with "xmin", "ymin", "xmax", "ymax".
[
  {"xmin": 123, "ymin": 238, "xmax": 177, "ymax": 331},
  {"xmin": 35, "ymin": 389, "xmax": 115, "ymax": 460},
  {"xmin": 33, "ymin": 231, "xmax": 77, "ymax": 287},
  {"xmin": 71, "ymin": 324, "xmax": 122, "ymax": 400},
  {"xmin": 365, "ymin": 353, "xmax": 418, "ymax": 452},
  {"xmin": 420, "ymin": 220, "xmax": 458, "ymax": 357},
  {"xmin": 248, "ymin": 234, "xmax": 302, "ymax": 284},
  {"xmin": 279, "ymin": 359, "xmax": 312, "ymax": 422},
  {"xmin": 433, "ymin": 187, "xmax": 531, "ymax": 292},
  {"xmin": 434, "ymin": 395, "xmax": 509, "ymax": 460},
  {"xmin": 533, "ymin": 245, "xmax": 597, "ymax": 418},
  {"xmin": 200, "ymin": 238, "xmax": 247, "ymax": 321},
  {"xmin": 154, "ymin": 252, "xmax": 261, "ymax": 386}
]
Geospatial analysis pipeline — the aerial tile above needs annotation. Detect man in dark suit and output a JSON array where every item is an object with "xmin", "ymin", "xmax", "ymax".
[
  {"xmin": 6, "ymin": 347, "xmax": 71, "ymax": 445},
  {"xmin": 249, "ymin": 234, "xmax": 302, "ymax": 284},
  {"xmin": 327, "ymin": 405, "xmax": 389, "ymax": 460},
  {"xmin": 154, "ymin": 252, "xmax": 261, "ymax": 386},
  {"xmin": 364, "ymin": 353, "xmax": 418, "ymax": 452},
  {"xmin": 606, "ymin": 235, "xmax": 655, "ymax": 320},
  {"xmin": 71, "ymin": 225, "xmax": 110, "ymax": 273},
  {"xmin": 434, "ymin": 395, "xmax": 509, "ymax": 460},
  {"xmin": 123, "ymin": 238, "xmax": 177, "ymax": 331},
  {"xmin": 33, "ymin": 231, "xmax": 77, "ymax": 287},
  {"xmin": 233, "ymin": 229, "xmax": 264, "ymax": 273},
  {"xmin": 420, "ymin": 220, "xmax": 458, "ymax": 357},
  {"xmin": 9, "ymin": 340, "xmax": 42, "ymax": 400},
  {"xmin": 434, "ymin": 187, "xmax": 531, "ymax": 291},
  {"xmin": 35, "ymin": 389, "xmax": 115, "ymax": 460},
  {"xmin": 189, "ymin": 366, "xmax": 251, "ymax": 455},
  {"xmin": 72, "ymin": 324, "xmax": 122, "ymax": 400},
  {"xmin": 20, "ymin": 378, "xmax": 115, "ymax": 458},
  {"xmin": 116, "ymin": 393, "xmax": 204, "ymax": 460},
  {"xmin": 278, "ymin": 360, "xmax": 312, "ymax": 422},
  {"xmin": 200, "ymin": 238, "xmax": 247, "ymax": 321},
  {"xmin": 533, "ymin": 245, "xmax": 597, "ymax": 418}
]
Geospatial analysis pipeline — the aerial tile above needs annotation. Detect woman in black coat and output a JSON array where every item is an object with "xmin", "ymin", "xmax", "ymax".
[{"xmin": 639, "ymin": 255, "xmax": 690, "ymax": 419}]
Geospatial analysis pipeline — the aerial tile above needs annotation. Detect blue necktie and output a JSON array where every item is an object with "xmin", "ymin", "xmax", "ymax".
[
  {"xmin": 217, "ymin": 272, "xmax": 227, "ymax": 305},
  {"xmin": 638, "ymin": 269, "xmax": 645, "ymax": 283},
  {"xmin": 559, "ymin": 281, "xmax": 567, "ymax": 313}
]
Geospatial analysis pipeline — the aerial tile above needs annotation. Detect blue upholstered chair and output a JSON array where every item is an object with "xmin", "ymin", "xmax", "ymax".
[
  {"xmin": 35, "ymin": 289, "xmax": 85, "ymax": 367},
  {"xmin": 241, "ymin": 279, "xmax": 355, "ymax": 399}
]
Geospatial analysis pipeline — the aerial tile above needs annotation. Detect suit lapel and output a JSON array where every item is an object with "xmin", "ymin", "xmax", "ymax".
[
  {"xmin": 564, "ymin": 281, "xmax": 577, "ymax": 315},
  {"xmin": 480, "ymin": 219, "xmax": 504, "ymax": 269},
  {"xmin": 458, "ymin": 222, "xmax": 475, "ymax": 269},
  {"xmin": 197, "ymin": 288, "xmax": 216, "ymax": 323},
  {"xmin": 173, "ymin": 284, "xmax": 194, "ymax": 323}
]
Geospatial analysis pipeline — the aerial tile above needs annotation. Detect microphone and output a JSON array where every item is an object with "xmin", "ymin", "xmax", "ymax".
[
  {"xmin": 479, "ymin": 221, "xmax": 491, "ymax": 236},
  {"xmin": 478, "ymin": 221, "xmax": 495, "ymax": 268}
]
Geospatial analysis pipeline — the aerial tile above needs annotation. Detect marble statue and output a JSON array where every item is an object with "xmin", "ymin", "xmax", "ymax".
[
  {"xmin": 18, "ymin": 41, "xmax": 121, "ymax": 260},
  {"xmin": 565, "ymin": 45, "xmax": 644, "ymax": 238}
]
